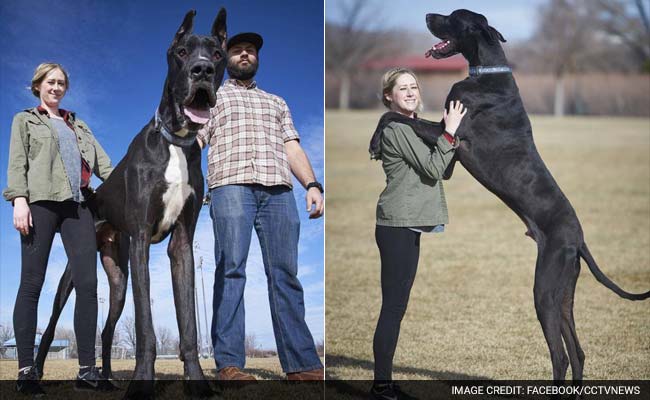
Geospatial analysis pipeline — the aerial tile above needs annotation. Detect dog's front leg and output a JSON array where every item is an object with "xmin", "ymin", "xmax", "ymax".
[
  {"xmin": 124, "ymin": 230, "xmax": 156, "ymax": 399},
  {"xmin": 168, "ymin": 211, "xmax": 213, "ymax": 397}
]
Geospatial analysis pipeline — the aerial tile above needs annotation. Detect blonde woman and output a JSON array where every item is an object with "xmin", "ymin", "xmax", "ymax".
[
  {"xmin": 370, "ymin": 67, "xmax": 467, "ymax": 399},
  {"xmin": 4, "ymin": 63, "xmax": 112, "ymax": 394}
]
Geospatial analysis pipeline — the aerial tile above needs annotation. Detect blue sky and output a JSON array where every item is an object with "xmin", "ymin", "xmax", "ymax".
[
  {"xmin": 326, "ymin": 0, "xmax": 544, "ymax": 42},
  {"xmin": 0, "ymin": 0, "xmax": 323, "ymax": 351}
]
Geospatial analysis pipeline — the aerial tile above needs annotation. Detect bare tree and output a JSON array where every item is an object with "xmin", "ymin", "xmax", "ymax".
[
  {"xmin": 119, "ymin": 315, "xmax": 137, "ymax": 353},
  {"xmin": 244, "ymin": 334, "xmax": 261, "ymax": 358},
  {"xmin": 592, "ymin": 0, "xmax": 650, "ymax": 71},
  {"xmin": 326, "ymin": 0, "xmax": 402, "ymax": 109},
  {"xmin": 54, "ymin": 327, "xmax": 77, "ymax": 358},
  {"xmin": 0, "ymin": 324, "xmax": 14, "ymax": 358},
  {"xmin": 532, "ymin": 0, "xmax": 598, "ymax": 116},
  {"xmin": 156, "ymin": 326, "xmax": 175, "ymax": 355}
]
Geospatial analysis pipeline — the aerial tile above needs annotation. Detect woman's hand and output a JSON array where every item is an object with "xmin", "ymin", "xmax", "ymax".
[
  {"xmin": 443, "ymin": 100, "xmax": 468, "ymax": 136},
  {"xmin": 13, "ymin": 197, "xmax": 32, "ymax": 236}
]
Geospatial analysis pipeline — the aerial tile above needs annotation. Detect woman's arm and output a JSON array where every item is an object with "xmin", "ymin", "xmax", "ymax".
[
  {"xmin": 384, "ymin": 123, "xmax": 455, "ymax": 180},
  {"xmin": 92, "ymin": 135, "xmax": 113, "ymax": 181},
  {"xmin": 4, "ymin": 115, "xmax": 30, "ymax": 202},
  {"xmin": 4, "ymin": 114, "xmax": 32, "ymax": 235}
]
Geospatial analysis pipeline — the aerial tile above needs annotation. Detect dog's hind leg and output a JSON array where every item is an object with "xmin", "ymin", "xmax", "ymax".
[
  {"xmin": 168, "ymin": 212, "xmax": 213, "ymax": 397},
  {"xmin": 534, "ymin": 242, "xmax": 575, "ymax": 381},
  {"xmin": 99, "ymin": 230, "xmax": 130, "ymax": 379},
  {"xmin": 560, "ymin": 255, "xmax": 585, "ymax": 382},
  {"xmin": 35, "ymin": 263, "xmax": 74, "ymax": 378}
]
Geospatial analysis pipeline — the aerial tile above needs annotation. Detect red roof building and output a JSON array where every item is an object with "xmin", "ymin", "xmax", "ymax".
[{"xmin": 363, "ymin": 54, "xmax": 467, "ymax": 73}]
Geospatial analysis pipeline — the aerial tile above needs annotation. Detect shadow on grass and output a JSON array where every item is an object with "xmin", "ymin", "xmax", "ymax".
[
  {"xmin": 246, "ymin": 367, "xmax": 285, "ymax": 380},
  {"xmin": 326, "ymin": 353, "xmax": 491, "ymax": 380},
  {"xmin": 109, "ymin": 368, "xmax": 285, "ymax": 380},
  {"xmin": 326, "ymin": 354, "xmax": 494, "ymax": 399}
]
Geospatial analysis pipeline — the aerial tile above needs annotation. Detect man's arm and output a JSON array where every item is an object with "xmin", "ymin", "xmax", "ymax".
[{"xmin": 285, "ymin": 139, "xmax": 323, "ymax": 219}]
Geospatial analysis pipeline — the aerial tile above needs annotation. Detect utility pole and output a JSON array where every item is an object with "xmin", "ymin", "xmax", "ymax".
[
  {"xmin": 198, "ymin": 255, "xmax": 210, "ymax": 358},
  {"xmin": 194, "ymin": 240, "xmax": 204, "ymax": 356},
  {"xmin": 194, "ymin": 280, "xmax": 203, "ymax": 356},
  {"xmin": 98, "ymin": 297, "xmax": 105, "ymax": 329}
]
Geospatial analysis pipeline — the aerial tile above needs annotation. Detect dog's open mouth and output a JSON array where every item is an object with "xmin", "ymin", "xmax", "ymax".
[
  {"xmin": 183, "ymin": 86, "xmax": 214, "ymax": 126},
  {"xmin": 425, "ymin": 39, "xmax": 456, "ymax": 59}
]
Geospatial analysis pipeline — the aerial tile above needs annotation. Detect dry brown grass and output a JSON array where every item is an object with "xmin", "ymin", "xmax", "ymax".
[
  {"xmin": 0, "ymin": 357, "xmax": 285, "ymax": 380},
  {"xmin": 0, "ymin": 358, "xmax": 324, "ymax": 399},
  {"xmin": 324, "ymin": 110, "xmax": 650, "ymax": 380}
]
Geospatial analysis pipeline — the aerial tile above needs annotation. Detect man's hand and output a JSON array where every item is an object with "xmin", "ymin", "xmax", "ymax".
[
  {"xmin": 286, "ymin": 139, "xmax": 324, "ymax": 219},
  {"xmin": 306, "ymin": 187, "xmax": 324, "ymax": 219}
]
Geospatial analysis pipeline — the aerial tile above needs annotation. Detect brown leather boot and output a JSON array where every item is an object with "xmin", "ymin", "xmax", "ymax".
[
  {"xmin": 217, "ymin": 366, "xmax": 256, "ymax": 381},
  {"xmin": 286, "ymin": 368, "xmax": 324, "ymax": 381}
]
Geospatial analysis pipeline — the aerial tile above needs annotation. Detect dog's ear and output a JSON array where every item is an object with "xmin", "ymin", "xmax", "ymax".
[
  {"xmin": 172, "ymin": 10, "xmax": 196, "ymax": 46},
  {"xmin": 491, "ymin": 26, "xmax": 506, "ymax": 43},
  {"xmin": 212, "ymin": 8, "xmax": 228, "ymax": 50},
  {"xmin": 480, "ymin": 24, "xmax": 507, "ymax": 44}
]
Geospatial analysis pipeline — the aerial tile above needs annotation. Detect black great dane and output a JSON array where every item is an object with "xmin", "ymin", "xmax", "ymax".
[
  {"xmin": 421, "ymin": 9, "xmax": 649, "ymax": 381},
  {"xmin": 34, "ymin": 8, "xmax": 227, "ymax": 398}
]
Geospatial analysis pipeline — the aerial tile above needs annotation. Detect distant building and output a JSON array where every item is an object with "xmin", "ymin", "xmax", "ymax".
[
  {"xmin": 363, "ymin": 54, "xmax": 467, "ymax": 75},
  {"xmin": 363, "ymin": 54, "xmax": 468, "ymax": 111},
  {"xmin": 1, "ymin": 334, "xmax": 70, "ymax": 360}
]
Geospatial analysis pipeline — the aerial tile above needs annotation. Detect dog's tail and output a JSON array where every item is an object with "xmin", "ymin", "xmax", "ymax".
[{"xmin": 580, "ymin": 243, "xmax": 650, "ymax": 300}]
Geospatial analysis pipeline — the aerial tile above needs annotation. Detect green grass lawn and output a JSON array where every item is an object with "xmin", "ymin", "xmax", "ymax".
[{"xmin": 325, "ymin": 110, "xmax": 650, "ymax": 380}]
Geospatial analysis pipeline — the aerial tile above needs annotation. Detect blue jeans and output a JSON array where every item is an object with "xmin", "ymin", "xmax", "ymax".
[{"xmin": 209, "ymin": 184, "xmax": 322, "ymax": 373}]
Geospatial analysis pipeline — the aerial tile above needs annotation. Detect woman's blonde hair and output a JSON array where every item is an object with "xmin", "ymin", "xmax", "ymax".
[
  {"xmin": 31, "ymin": 63, "xmax": 69, "ymax": 98},
  {"xmin": 380, "ymin": 67, "xmax": 422, "ymax": 111}
]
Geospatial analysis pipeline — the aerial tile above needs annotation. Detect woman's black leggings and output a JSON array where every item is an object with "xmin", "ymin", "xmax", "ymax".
[
  {"xmin": 373, "ymin": 225, "xmax": 421, "ymax": 381},
  {"xmin": 13, "ymin": 201, "xmax": 98, "ymax": 368}
]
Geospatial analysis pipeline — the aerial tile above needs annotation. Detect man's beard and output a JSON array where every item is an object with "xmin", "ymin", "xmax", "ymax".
[{"xmin": 227, "ymin": 59, "xmax": 258, "ymax": 81}]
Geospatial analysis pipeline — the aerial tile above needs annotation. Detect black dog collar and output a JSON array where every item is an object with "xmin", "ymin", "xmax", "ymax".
[
  {"xmin": 469, "ymin": 65, "xmax": 512, "ymax": 77},
  {"xmin": 154, "ymin": 109, "xmax": 197, "ymax": 148}
]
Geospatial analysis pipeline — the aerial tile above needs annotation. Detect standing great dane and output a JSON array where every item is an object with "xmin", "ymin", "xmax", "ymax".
[
  {"xmin": 417, "ymin": 9, "xmax": 648, "ymax": 381},
  {"xmin": 34, "ymin": 8, "xmax": 227, "ymax": 398}
]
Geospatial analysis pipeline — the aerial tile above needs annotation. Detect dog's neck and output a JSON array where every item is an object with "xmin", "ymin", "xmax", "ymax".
[
  {"xmin": 467, "ymin": 41, "xmax": 508, "ymax": 68},
  {"xmin": 154, "ymin": 108, "xmax": 196, "ymax": 147},
  {"xmin": 154, "ymin": 79, "xmax": 196, "ymax": 148}
]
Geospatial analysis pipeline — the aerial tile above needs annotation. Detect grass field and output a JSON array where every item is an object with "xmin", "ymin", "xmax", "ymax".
[
  {"xmin": 325, "ymin": 110, "xmax": 650, "ymax": 380},
  {"xmin": 0, "ymin": 357, "xmax": 285, "ymax": 380}
]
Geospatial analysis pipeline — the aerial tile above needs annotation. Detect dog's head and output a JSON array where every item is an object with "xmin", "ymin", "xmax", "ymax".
[
  {"xmin": 425, "ymin": 9, "xmax": 505, "ymax": 60},
  {"xmin": 165, "ymin": 8, "xmax": 227, "ymax": 135}
]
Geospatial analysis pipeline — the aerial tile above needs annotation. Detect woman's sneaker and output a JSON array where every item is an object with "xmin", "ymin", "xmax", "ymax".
[
  {"xmin": 370, "ymin": 382, "xmax": 417, "ymax": 400},
  {"xmin": 75, "ymin": 366, "xmax": 105, "ymax": 391},
  {"xmin": 16, "ymin": 366, "xmax": 45, "ymax": 397}
]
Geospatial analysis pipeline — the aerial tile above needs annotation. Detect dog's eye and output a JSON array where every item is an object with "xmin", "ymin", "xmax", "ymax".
[
  {"xmin": 213, "ymin": 51, "xmax": 222, "ymax": 61},
  {"xmin": 177, "ymin": 48, "xmax": 188, "ymax": 58}
]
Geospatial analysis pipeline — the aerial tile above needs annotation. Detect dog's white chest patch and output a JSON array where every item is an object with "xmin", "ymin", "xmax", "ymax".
[{"xmin": 152, "ymin": 145, "xmax": 194, "ymax": 241}]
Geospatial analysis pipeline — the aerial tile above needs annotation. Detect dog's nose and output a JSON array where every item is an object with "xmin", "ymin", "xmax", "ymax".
[{"xmin": 190, "ymin": 60, "xmax": 215, "ymax": 80}]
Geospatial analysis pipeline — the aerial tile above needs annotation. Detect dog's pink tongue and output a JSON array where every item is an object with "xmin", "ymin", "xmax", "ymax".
[{"xmin": 183, "ymin": 107, "xmax": 210, "ymax": 124}]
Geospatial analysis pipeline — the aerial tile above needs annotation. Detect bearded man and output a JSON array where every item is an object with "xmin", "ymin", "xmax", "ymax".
[{"xmin": 197, "ymin": 32, "xmax": 324, "ymax": 381}]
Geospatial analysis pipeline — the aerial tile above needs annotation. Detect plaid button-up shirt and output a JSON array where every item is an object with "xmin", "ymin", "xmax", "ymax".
[{"xmin": 198, "ymin": 79, "xmax": 299, "ymax": 189}]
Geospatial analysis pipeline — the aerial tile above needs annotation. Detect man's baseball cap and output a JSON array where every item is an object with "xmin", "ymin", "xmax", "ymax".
[{"xmin": 226, "ymin": 32, "xmax": 263, "ymax": 52}]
